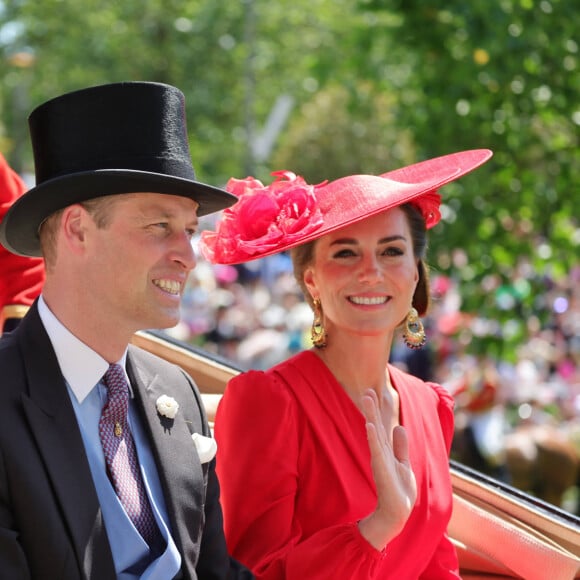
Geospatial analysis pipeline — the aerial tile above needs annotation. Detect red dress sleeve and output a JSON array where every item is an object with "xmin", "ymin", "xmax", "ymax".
[
  {"xmin": 0, "ymin": 154, "xmax": 45, "ymax": 311},
  {"xmin": 215, "ymin": 370, "xmax": 385, "ymax": 580}
]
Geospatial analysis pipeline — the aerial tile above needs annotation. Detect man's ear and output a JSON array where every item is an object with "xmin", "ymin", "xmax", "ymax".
[{"xmin": 60, "ymin": 204, "xmax": 90, "ymax": 252}]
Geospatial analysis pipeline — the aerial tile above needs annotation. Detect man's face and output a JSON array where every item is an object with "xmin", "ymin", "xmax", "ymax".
[{"xmin": 83, "ymin": 192, "xmax": 199, "ymax": 334}]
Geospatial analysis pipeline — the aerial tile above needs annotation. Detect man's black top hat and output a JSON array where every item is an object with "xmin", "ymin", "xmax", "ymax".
[{"xmin": 0, "ymin": 81, "xmax": 236, "ymax": 257}]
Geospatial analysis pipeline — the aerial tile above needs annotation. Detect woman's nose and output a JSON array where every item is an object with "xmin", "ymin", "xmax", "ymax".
[{"xmin": 358, "ymin": 255, "xmax": 383, "ymax": 283}]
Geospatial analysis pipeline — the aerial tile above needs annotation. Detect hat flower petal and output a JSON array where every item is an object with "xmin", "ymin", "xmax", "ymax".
[
  {"xmin": 200, "ymin": 171, "xmax": 324, "ymax": 263},
  {"xmin": 409, "ymin": 191, "xmax": 442, "ymax": 229}
]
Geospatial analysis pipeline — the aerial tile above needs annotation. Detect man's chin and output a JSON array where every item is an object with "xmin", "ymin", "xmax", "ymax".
[{"xmin": 145, "ymin": 311, "xmax": 181, "ymax": 332}]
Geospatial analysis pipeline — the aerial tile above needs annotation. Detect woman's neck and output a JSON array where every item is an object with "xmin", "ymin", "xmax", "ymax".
[
  {"xmin": 314, "ymin": 335, "xmax": 401, "ymax": 429},
  {"xmin": 313, "ymin": 333, "xmax": 393, "ymax": 399}
]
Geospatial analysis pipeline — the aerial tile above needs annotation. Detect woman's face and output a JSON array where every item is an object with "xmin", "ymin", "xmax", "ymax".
[{"xmin": 303, "ymin": 207, "xmax": 419, "ymax": 341}]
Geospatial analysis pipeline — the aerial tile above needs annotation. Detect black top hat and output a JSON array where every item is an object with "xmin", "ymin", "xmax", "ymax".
[{"xmin": 0, "ymin": 81, "xmax": 236, "ymax": 256}]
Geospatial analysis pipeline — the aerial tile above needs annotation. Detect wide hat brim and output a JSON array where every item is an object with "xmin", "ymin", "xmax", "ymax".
[
  {"xmin": 205, "ymin": 148, "xmax": 493, "ymax": 265},
  {"xmin": 0, "ymin": 170, "xmax": 236, "ymax": 257}
]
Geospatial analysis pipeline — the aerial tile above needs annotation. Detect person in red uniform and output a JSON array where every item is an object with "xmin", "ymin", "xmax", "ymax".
[
  {"xmin": 0, "ymin": 153, "xmax": 45, "ymax": 332},
  {"xmin": 200, "ymin": 149, "xmax": 492, "ymax": 579}
]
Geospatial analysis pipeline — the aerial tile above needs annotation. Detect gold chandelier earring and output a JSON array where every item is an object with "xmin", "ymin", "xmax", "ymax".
[
  {"xmin": 403, "ymin": 307, "xmax": 426, "ymax": 349},
  {"xmin": 311, "ymin": 298, "xmax": 327, "ymax": 349}
]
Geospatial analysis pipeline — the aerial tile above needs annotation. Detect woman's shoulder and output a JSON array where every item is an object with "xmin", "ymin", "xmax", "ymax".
[
  {"xmin": 217, "ymin": 353, "xmax": 316, "ymax": 431},
  {"xmin": 242, "ymin": 350, "xmax": 319, "ymax": 379},
  {"xmin": 389, "ymin": 363, "xmax": 455, "ymax": 412},
  {"xmin": 227, "ymin": 351, "xmax": 314, "ymax": 398},
  {"xmin": 389, "ymin": 364, "xmax": 456, "ymax": 444}
]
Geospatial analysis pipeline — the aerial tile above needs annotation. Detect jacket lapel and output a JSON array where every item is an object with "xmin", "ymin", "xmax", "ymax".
[
  {"xmin": 127, "ymin": 346, "xmax": 206, "ymax": 577},
  {"xmin": 18, "ymin": 304, "xmax": 115, "ymax": 578}
]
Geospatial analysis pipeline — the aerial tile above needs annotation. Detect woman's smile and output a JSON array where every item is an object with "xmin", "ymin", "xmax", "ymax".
[{"xmin": 347, "ymin": 294, "xmax": 390, "ymax": 306}]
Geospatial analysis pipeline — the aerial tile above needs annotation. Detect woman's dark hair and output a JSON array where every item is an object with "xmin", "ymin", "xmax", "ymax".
[
  {"xmin": 400, "ymin": 203, "xmax": 430, "ymax": 316},
  {"xmin": 291, "ymin": 203, "xmax": 431, "ymax": 316}
]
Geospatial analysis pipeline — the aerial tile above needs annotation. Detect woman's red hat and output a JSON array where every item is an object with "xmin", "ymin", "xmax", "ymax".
[{"xmin": 200, "ymin": 149, "xmax": 493, "ymax": 265}]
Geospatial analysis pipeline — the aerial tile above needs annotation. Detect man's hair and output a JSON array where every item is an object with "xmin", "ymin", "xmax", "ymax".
[{"xmin": 39, "ymin": 195, "xmax": 117, "ymax": 270}]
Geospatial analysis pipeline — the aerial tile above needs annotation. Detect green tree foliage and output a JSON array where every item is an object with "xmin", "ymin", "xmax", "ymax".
[
  {"xmin": 0, "ymin": 0, "xmax": 352, "ymax": 182},
  {"xmin": 272, "ymin": 82, "xmax": 416, "ymax": 183},
  {"xmin": 0, "ymin": 0, "xmax": 251, "ymax": 182},
  {"xmin": 358, "ymin": 0, "xmax": 579, "ymax": 359}
]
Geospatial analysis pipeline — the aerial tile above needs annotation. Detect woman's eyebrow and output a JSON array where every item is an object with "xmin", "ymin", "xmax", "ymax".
[{"xmin": 329, "ymin": 234, "xmax": 406, "ymax": 246}]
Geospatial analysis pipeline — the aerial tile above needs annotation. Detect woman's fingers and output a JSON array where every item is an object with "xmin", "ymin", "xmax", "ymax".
[
  {"xmin": 362, "ymin": 389, "xmax": 390, "ymax": 447},
  {"xmin": 359, "ymin": 395, "xmax": 418, "ymax": 550},
  {"xmin": 392, "ymin": 425, "xmax": 410, "ymax": 466},
  {"xmin": 363, "ymin": 389, "xmax": 417, "ymax": 508}
]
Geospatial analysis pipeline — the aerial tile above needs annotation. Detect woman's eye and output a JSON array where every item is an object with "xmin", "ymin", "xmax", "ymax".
[
  {"xmin": 383, "ymin": 246, "xmax": 404, "ymax": 256},
  {"xmin": 333, "ymin": 248, "xmax": 356, "ymax": 258}
]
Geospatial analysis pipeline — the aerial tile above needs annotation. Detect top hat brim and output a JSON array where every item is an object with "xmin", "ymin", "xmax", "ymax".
[{"xmin": 0, "ymin": 169, "xmax": 237, "ymax": 257}]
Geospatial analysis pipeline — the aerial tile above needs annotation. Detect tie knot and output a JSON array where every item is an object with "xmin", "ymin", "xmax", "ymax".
[{"xmin": 103, "ymin": 363, "xmax": 129, "ymax": 398}]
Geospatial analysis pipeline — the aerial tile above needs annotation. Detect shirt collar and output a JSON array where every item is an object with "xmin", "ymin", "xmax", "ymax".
[{"xmin": 38, "ymin": 295, "xmax": 129, "ymax": 403}]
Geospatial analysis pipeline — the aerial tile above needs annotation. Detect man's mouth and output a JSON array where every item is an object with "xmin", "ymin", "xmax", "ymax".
[{"xmin": 153, "ymin": 279, "xmax": 182, "ymax": 295}]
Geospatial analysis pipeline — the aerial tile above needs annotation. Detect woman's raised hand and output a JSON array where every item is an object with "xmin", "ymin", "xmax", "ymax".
[{"xmin": 357, "ymin": 388, "xmax": 417, "ymax": 550}]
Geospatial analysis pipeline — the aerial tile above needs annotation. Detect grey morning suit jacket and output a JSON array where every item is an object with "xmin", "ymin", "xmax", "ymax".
[{"xmin": 0, "ymin": 301, "xmax": 252, "ymax": 580}]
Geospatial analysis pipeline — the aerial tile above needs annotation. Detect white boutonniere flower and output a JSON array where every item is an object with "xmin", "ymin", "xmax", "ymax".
[
  {"xmin": 192, "ymin": 433, "xmax": 218, "ymax": 463},
  {"xmin": 156, "ymin": 395, "xmax": 179, "ymax": 419}
]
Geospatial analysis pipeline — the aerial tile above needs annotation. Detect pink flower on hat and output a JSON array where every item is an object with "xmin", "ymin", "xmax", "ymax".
[{"xmin": 200, "ymin": 171, "xmax": 324, "ymax": 263}]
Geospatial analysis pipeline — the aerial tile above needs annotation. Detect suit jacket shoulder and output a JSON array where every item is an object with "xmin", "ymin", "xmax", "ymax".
[{"xmin": 0, "ymin": 303, "xmax": 115, "ymax": 579}]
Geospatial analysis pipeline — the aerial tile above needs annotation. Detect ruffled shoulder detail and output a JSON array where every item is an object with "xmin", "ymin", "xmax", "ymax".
[
  {"xmin": 221, "ymin": 365, "xmax": 300, "ymax": 422},
  {"xmin": 428, "ymin": 382, "xmax": 456, "ymax": 454}
]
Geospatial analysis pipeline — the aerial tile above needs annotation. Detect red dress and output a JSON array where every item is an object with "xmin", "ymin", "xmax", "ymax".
[{"xmin": 215, "ymin": 351, "xmax": 460, "ymax": 579}]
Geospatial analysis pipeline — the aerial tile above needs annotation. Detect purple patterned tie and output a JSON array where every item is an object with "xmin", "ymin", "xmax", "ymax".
[{"xmin": 99, "ymin": 363, "xmax": 159, "ymax": 545}]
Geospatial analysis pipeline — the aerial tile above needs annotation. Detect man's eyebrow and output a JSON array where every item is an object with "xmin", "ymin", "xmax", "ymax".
[{"xmin": 140, "ymin": 205, "xmax": 198, "ymax": 224}]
